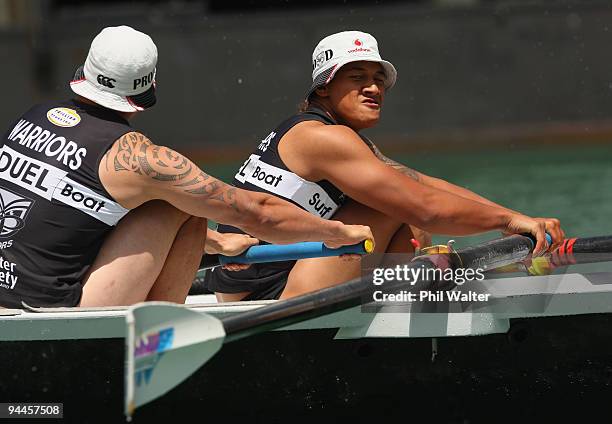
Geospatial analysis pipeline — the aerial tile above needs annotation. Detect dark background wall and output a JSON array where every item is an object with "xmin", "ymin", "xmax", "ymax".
[{"xmin": 2, "ymin": 0, "xmax": 612, "ymax": 156}]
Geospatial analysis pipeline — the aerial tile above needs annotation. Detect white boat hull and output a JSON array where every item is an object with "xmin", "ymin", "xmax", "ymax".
[{"xmin": 3, "ymin": 272, "xmax": 612, "ymax": 341}]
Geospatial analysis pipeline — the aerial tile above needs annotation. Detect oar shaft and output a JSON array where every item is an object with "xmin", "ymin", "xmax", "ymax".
[
  {"xmin": 562, "ymin": 236, "xmax": 612, "ymax": 254},
  {"xmin": 553, "ymin": 235, "xmax": 612, "ymax": 265},
  {"xmin": 221, "ymin": 234, "xmax": 538, "ymax": 343},
  {"xmin": 199, "ymin": 239, "xmax": 373, "ymax": 270},
  {"xmin": 457, "ymin": 234, "xmax": 535, "ymax": 270}
]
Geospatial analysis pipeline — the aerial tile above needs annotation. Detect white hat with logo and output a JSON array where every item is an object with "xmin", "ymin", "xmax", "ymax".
[
  {"xmin": 70, "ymin": 26, "xmax": 157, "ymax": 112},
  {"xmin": 307, "ymin": 30, "xmax": 397, "ymax": 99}
]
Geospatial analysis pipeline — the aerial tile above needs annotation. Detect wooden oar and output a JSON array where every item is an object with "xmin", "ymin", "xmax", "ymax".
[{"xmin": 124, "ymin": 233, "xmax": 548, "ymax": 419}]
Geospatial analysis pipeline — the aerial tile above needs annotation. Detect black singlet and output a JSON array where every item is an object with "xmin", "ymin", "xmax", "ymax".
[
  {"xmin": 205, "ymin": 107, "xmax": 367, "ymax": 300},
  {"xmin": 0, "ymin": 99, "xmax": 132, "ymax": 308}
]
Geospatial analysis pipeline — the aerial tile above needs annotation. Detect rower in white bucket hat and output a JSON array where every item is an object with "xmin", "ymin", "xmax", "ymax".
[
  {"xmin": 0, "ymin": 25, "xmax": 373, "ymax": 310},
  {"xmin": 205, "ymin": 29, "xmax": 563, "ymax": 302},
  {"xmin": 306, "ymin": 30, "xmax": 397, "ymax": 100},
  {"xmin": 70, "ymin": 25, "xmax": 157, "ymax": 112}
]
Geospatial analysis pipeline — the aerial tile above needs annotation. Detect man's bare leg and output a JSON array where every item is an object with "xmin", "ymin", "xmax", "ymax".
[
  {"xmin": 279, "ymin": 200, "xmax": 416, "ymax": 299},
  {"xmin": 147, "ymin": 216, "xmax": 207, "ymax": 303},
  {"xmin": 215, "ymin": 291, "xmax": 251, "ymax": 302},
  {"xmin": 80, "ymin": 200, "xmax": 205, "ymax": 307}
]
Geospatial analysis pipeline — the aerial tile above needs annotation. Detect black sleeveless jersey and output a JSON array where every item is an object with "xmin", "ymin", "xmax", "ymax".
[
  {"xmin": 207, "ymin": 108, "xmax": 369, "ymax": 299},
  {"xmin": 0, "ymin": 99, "xmax": 132, "ymax": 308},
  {"xmin": 217, "ymin": 107, "xmax": 347, "ymax": 236}
]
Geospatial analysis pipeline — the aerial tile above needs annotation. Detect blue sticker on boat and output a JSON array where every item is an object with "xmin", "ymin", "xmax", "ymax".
[
  {"xmin": 134, "ymin": 327, "xmax": 174, "ymax": 358},
  {"xmin": 133, "ymin": 327, "xmax": 175, "ymax": 387}
]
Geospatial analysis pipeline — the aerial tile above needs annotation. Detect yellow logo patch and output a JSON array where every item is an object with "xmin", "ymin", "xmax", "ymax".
[{"xmin": 46, "ymin": 107, "xmax": 81, "ymax": 128}]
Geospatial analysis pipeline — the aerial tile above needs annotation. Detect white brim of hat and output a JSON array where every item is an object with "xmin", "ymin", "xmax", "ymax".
[
  {"xmin": 306, "ymin": 57, "xmax": 397, "ymax": 100},
  {"xmin": 70, "ymin": 78, "xmax": 144, "ymax": 113}
]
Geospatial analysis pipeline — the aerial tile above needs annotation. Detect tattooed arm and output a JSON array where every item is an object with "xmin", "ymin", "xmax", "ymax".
[
  {"xmin": 362, "ymin": 137, "xmax": 518, "ymax": 210},
  {"xmin": 361, "ymin": 138, "xmax": 424, "ymax": 182},
  {"xmin": 363, "ymin": 137, "xmax": 564, "ymax": 246},
  {"xmin": 98, "ymin": 132, "xmax": 372, "ymax": 246}
]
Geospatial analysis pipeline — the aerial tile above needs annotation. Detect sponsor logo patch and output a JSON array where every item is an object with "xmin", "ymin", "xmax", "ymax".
[
  {"xmin": 313, "ymin": 49, "xmax": 334, "ymax": 70},
  {"xmin": 134, "ymin": 327, "xmax": 174, "ymax": 386},
  {"xmin": 46, "ymin": 108, "xmax": 81, "ymax": 128},
  {"xmin": 0, "ymin": 186, "xmax": 34, "ymax": 239},
  {"xmin": 97, "ymin": 74, "xmax": 116, "ymax": 88},
  {"xmin": 257, "ymin": 132, "xmax": 276, "ymax": 152},
  {"xmin": 235, "ymin": 155, "xmax": 340, "ymax": 219}
]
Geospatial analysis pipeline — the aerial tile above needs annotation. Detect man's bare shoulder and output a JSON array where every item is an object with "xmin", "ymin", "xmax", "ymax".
[
  {"xmin": 114, "ymin": 130, "xmax": 151, "ymax": 149},
  {"xmin": 117, "ymin": 130, "xmax": 150, "ymax": 143},
  {"xmin": 103, "ymin": 131, "xmax": 191, "ymax": 180},
  {"xmin": 288, "ymin": 121, "xmax": 367, "ymax": 155},
  {"xmin": 100, "ymin": 130, "xmax": 213, "ymax": 208},
  {"xmin": 280, "ymin": 120, "xmax": 377, "ymax": 181},
  {"xmin": 102, "ymin": 130, "xmax": 148, "ymax": 168}
]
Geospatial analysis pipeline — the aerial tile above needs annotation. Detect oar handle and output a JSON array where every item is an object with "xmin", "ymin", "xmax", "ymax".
[{"xmin": 199, "ymin": 239, "xmax": 374, "ymax": 270}]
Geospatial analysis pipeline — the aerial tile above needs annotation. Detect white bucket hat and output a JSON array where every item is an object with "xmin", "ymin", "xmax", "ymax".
[
  {"xmin": 70, "ymin": 26, "xmax": 157, "ymax": 112},
  {"xmin": 306, "ymin": 30, "xmax": 397, "ymax": 100}
]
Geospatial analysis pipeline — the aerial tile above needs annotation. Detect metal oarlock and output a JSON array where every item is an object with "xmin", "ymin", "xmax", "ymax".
[
  {"xmin": 412, "ymin": 239, "xmax": 463, "ymax": 269},
  {"xmin": 446, "ymin": 239, "xmax": 456, "ymax": 256}
]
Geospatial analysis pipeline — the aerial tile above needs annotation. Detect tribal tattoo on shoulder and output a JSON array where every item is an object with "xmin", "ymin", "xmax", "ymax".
[
  {"xmin": 107, "ymin": 132, "xmax": 239, "ymax": 210},
  {"xmin": 361, "ymin": 135, "xmax": 421, "ymax": 182}
]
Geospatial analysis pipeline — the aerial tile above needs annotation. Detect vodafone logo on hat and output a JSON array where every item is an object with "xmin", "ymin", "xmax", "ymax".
[{"xmin": 347, "ymin": 37, "xmax": 372, "ymax": 54}]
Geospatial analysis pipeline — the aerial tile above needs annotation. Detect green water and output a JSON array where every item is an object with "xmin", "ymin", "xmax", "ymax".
[{"xmin": 200, "ymin": 143, "xmax": 612, "ymax": 248}]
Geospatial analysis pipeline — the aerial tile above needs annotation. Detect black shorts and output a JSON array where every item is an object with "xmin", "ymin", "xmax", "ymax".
[{"xmin": 204, "ymin": 260, "xmax": 295, "ymax": 300}]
